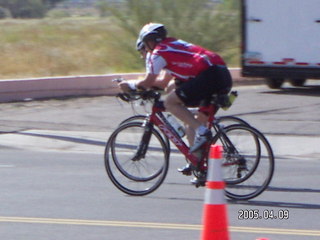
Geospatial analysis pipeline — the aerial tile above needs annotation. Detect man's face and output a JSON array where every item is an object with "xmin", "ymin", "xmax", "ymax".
[
  {"xmin": 138, "ymin": 47, "xmax": 147, "ymax": 59},
  {"xmin": 144, "ymin": 40, "xmax": 157, "ymax": 52}
]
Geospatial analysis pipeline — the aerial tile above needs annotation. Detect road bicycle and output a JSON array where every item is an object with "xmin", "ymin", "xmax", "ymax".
[{"xmin": 104, "ymin": 89, "xmax": 274, "ymax": 200}]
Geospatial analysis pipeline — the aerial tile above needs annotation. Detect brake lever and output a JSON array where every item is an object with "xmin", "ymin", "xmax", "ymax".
[
  {"xmin": 117, "ymin": 93, "xmax": 131, "ymax": 102},
  {"xmin": 112, "ymin": 77, "xmax": 124, "ymax": 83}
]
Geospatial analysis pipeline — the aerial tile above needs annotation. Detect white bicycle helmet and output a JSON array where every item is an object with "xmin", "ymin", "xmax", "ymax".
[
  {"xmin": 138, "ymin": 23, "xmax": 167, "ymax": 44},
  {"xmin": 136, "ymin": 37, "xmax": 144, "ymax": 51}
]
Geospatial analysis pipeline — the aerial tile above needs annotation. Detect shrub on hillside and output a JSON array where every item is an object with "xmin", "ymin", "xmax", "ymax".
[
  {"xmin": 46, "ymin": 9, "xmax": 71, "ymax": 18},
  {"xmin": 96, "ymin": 0, "xmax": 240, "ymax": 66},
  {"xmin": 0, "ymin": 0, "xmax": 66, "ymax": 18},
  {"xmin": 0, "ymin": 6, "xmax": 11, "ymax": 19}
]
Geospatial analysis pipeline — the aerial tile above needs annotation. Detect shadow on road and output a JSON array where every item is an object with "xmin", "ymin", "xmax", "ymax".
[
  {"xmin": 147, "ymin": 194, "xmax": 320, "ymax": 210},
  {"xmin": 229, "ymin": 199, "xmax": 320, "ymax": 210},
  {"xmin": 262, "ymin": 85, "xmax": 320, "ymax": 97},
  {"xmin": 266, "ymin": 186, "xmax": 320, "ymax": 193},
  {"xmin": 17, "ymin": 132, "xmax": 106, "ymax": 146},
  {"xmin": 148, "ymin": 183, "xmax": 320, "ymax": 210}
]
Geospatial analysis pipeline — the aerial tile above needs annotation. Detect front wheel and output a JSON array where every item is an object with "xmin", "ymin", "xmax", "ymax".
[
  {"xmin": 212, "ymin": 124, "xmax": 275, "ymax": 200},
  {"xmin": 118, "ymin": 114, "xmax": 170, "ymax": 151},
  {"xmin": 216, "ymin": 115, "xmax": 250, "ymax": 127},
  {"xmin": 105, "ymin": 122, "xmax": 170, "ymax": 196}
]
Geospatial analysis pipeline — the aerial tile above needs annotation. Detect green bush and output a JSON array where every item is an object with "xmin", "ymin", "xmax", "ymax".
[
  {"xmin": 0, "ymin": 6, "xmax": 11, "ymax": 19},
  {"xmin": 0, "ymin": 0, "xmax": 66, "ymax": 18},
  {"xmin": 97, "ymin": 0, "xmax": 240, "ymax": 66},
  {"xmin": 46, "ymin": 9, "xmax": 71, "ymax": 18}
]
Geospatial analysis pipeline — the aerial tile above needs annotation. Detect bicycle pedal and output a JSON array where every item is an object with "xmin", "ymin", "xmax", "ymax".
[
  {"xmin": 177, "ymin": 165, "xmax": 192, "ymax": 176},
  {"xmin": 190, "ymin": 177, "xmax": 206, "ymax": 187},
  {"xmin": 182, "ymin": 171, "xmax": 192, "ymax": 176}
]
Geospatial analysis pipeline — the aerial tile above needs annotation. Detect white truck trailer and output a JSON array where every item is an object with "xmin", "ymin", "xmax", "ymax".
[{"xmin": 241, "ymin": 0, "xmax": 320, "ymax": 88}]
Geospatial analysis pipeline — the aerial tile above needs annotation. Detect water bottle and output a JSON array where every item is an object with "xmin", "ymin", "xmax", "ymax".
[
  {"xmin": 222, "ymin": 91, "xmax": 238, "ymax": 110},
  {"xmin": 166, "ymin": 114, "xmax": 185, "ymax": 138},
  {"xmin": 229, "ymin": 91, "xmax": 238, "ymax": 105}
]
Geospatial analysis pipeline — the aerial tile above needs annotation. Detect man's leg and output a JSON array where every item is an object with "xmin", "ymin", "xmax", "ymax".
[
  {"xmin": 165, "ymin": 91, "xmax": 210, "ymax": 152},
  {"xmin": 185, "ymin": 111, "xmax": 208, "ymax": 146},
  {"xmin": 164, "ymin": 91, "xmax": 201, "ymax": 132}
]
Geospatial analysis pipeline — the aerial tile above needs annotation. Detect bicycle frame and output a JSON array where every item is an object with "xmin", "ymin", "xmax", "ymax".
[{"xmin": 145, "ymin": 100, "xmax": 219, "ymax": 170}]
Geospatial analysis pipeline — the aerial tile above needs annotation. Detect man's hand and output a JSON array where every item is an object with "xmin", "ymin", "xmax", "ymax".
[
  {"xmin": 118, "ymin": 81, "xmax": 138, "ymax": 92},
  {"xmin": 118, "ymin": 74, "xmax": 158, "ymax": 92},
  {"xmin": 118, "ymin": 81, "xmax": 132, "ymax": 93}
]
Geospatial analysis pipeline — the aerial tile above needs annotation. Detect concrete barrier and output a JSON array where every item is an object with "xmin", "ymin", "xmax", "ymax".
[
  {"xmin": 0, "ymin": 68, "xmax": 254, "ymax": 103},
  {"xmin": 0, "ymin": 73, "xmax": 144, "ymax": 102}
]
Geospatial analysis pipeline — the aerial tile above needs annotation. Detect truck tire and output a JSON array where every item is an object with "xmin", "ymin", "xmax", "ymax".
[
  {"xmin": 289, "ymin": 79, "xmax": 306, "ymax": 87},
  {"xmin": 266, "ymin": 78, "xmax": 284, "ymax": 89}
]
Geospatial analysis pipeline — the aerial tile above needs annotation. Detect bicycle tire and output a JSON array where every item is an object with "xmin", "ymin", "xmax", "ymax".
[
  {"xmin": 217, "ymin": 115, "xmax": 250, "ymax": 126},
  {"xmin": 212, "ymin": 124, "xmax": 274, "ymax": 200},
  {"xmin": 118, "ymin": 114, "xmax": 147, "ymax": 126},
  {"xmin": 105, "ymin": 122, "xmax": 170, "ymax": 196}
]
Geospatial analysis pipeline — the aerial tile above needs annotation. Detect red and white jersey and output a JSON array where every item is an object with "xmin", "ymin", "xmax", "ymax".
[{"xmin": 146, "ymin": 38, "xmax": 226, "ymax": 80}]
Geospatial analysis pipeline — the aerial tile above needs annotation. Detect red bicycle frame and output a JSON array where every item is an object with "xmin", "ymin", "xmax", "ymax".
[{"xmin": 148, "ymin": 102, "xmax": 218, "ymax": 170}]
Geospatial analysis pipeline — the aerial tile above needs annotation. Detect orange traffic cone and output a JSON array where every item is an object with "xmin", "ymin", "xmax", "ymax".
[{"xmin": 200, "ymin": 145, "xmax": 230, "ymax": 240}]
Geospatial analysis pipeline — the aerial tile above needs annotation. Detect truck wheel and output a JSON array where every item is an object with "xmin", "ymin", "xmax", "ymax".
[
  {"xmin": 266, "ymin": 78, "xmax": 284, "ymax": 89},
  {"xmin": 289, "ymin": 79, "xmax": 306, "ymax": 87}
]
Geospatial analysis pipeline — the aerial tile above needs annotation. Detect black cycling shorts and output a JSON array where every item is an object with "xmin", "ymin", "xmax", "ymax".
[{"xmin": 175, "ymin": 65, "xmax": 232, "ymax": 107}]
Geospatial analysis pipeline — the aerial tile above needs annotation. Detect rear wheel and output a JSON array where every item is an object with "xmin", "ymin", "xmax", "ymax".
[
  {"xmin": 105, "ymin": 122, "xmax": 169, "ymax": 196},
  {"xmin": 212, "ymin": 124, "xmax": 274, "ymax": 200}
]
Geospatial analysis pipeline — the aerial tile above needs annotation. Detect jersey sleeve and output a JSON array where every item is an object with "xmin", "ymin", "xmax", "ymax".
[{"xmin": 146, "ymin": 54, "xmax": 167, "ymax": 75}]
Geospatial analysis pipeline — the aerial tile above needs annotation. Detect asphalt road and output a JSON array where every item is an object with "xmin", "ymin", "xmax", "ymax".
[{"xmin": 0, "ymin": 80, "xmax": 320, "ymax": 239}]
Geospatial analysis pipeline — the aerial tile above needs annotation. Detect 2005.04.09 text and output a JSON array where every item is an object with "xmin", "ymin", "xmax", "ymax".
[{"xmin": 238, "ymin": 209, "xmax": 289, "ymax": 220}]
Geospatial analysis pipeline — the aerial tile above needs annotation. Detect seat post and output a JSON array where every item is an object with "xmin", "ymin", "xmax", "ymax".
[{"xmin": 198, "ymin": 104, "xmax": 217, "ymax": 129}]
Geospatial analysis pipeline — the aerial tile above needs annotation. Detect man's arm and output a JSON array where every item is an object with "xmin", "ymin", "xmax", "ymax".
[
  {"xmin": 118, "ymin": 54, "xmax": 169, "ymax": 92},
  {"xmin": 137, "ymin": 73, "xmax": 159, "ymax": 89},
  {"xmin": 118, "ymin": 73, "xmax": 158, "ymax": 92},
  {"xmin": 151, "ymin": 71, "xmax": 173, "ymax": 89}
]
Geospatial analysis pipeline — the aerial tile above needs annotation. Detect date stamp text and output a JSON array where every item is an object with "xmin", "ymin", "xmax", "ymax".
[{"xmin": 238, "ymin": 209, "xmax": 289, "ymax": 220}]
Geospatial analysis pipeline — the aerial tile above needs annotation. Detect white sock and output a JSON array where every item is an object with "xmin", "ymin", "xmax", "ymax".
[{"xmin": 196, "ymin": 125, "xmax": 208, "ymax": 135}]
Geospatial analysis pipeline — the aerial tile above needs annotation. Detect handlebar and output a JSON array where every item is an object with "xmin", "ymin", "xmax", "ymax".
[
  {"xmin": 114, "ymin": 78, "xmax": 163, "ymax": 103},
  {"xmin": 117, "ymin": 89, "xmax": 162, "ymax": 103}
]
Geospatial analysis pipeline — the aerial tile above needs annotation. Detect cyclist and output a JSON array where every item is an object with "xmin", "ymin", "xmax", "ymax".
[
  {"xmin": 119, "ymin": 23, "xmax": 232, "ymax": 172},
  {"xmin": 136, "ymin": 38, "xmax": 175, "ymax": 92},
  {"xmin": 136, "ymin": 37, "xmax": 206, "ymax": 144}
]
